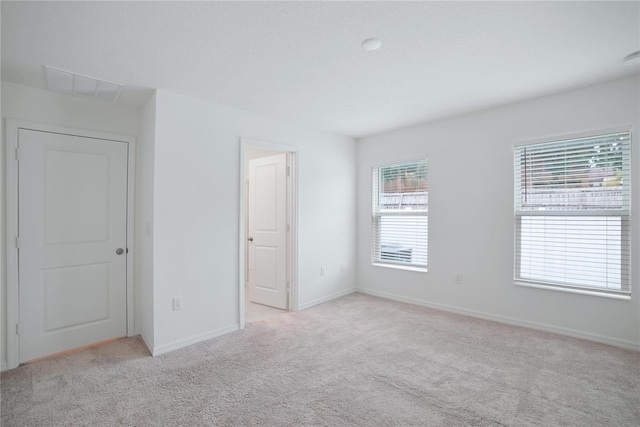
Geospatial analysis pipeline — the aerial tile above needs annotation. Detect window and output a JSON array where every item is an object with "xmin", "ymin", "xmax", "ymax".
[
  {"xmin": 372, "ymin": 159, "xmax": 428, "ymax": 270},
  {"xmin": 514, "ymin": 131, "xmax": 631, "ymax": 295}
]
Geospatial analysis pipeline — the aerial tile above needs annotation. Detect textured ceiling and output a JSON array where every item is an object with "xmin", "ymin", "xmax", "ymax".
[{"xmin": 2, "ymin": 1, "xmax": 639, "ymax": 138}]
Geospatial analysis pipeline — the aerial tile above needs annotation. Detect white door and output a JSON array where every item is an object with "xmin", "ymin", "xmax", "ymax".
[
  {"xmin": 248, "ymin": 153, "xmax": 288, "ymax": 309},
  {"xmin": 18, "ymin": 129, "xmax": 128, "ymax": 362}
]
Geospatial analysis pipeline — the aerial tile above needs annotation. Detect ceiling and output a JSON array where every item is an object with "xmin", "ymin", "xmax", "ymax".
[{"xmin": 2, "ymin": 1, "xmax": 639, "ymax": 138}]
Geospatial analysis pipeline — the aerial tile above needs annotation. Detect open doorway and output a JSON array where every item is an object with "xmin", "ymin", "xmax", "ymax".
[{"xmin": 239, "ymin": 139, "xmax": 298, "ymax": 328}]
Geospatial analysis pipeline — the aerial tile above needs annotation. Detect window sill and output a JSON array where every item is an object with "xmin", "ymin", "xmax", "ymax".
[
  {"xmin": 514, "ymin": 281, "xmax": 630, "ymax": 300},
  {"xmin": 372, "ymin": 263, "xmax": 428, "ymax": 273}
]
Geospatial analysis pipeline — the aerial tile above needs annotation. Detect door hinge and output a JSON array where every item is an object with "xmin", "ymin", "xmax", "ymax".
[
  {"xmin": 286, "ymin": 281, "xmax": 290, "ymax": 293},
  {"xmin": 286, "ymin": 166, "xmax": 290, "ymax": 177},
  {"xmin": 286, "ymin": 224, "xmax": 290, "ymax": 232},
  {"xmin": 15, "ymin": 237, "xmax": 20, "ymax": 248},
  {"xmin": 15, "ymin": 147, "xmax": 20, "ymax": 160},
  {"xmin": 15, "ymin": 323, "xmax": 20, "ymax": 335}
]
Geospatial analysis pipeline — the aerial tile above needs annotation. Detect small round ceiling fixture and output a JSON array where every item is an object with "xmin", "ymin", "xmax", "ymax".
[
  {"xmin": 623, "ymin": 51, "xmax": 640, "ymax": 66},
  {"xmin": 362, "ymin": 38, "xmax": 382, "ymax": 51}
]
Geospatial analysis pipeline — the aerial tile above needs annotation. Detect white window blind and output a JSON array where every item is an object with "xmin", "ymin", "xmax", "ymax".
[
  {"xmin": 514, "ymin": 131, "xmax": 631, "ymax": 295},
  {"xmin": 372, "ymin": 159, "xmax": 428, "ymax": 270}
]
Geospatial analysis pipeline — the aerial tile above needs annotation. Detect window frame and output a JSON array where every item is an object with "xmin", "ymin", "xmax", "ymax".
[
  {"xmin": 371, "ymin": 158, "xmax": 428, "ymax": 272},
  {"xmin": 513, "ymin": 129, "xmax": 632, "ymax": 298}
]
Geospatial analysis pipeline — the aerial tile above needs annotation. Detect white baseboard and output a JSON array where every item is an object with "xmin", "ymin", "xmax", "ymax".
[
  {"xmin": 357, "ymin": 288, "xmax": 640, "ymax": 352},
  {"xmin": 138, "ymin": 333, "xmax": 154, "ymax": 356},
  {"xmin": 151, "ymin": 324, "xmax": 240, "ymax": 356},
  {"xmin": 298, "ymin": 288, "xmax": 356, "ymax": 311}
]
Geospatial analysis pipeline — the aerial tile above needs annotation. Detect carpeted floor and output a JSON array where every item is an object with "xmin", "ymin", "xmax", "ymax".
[
  {"xmin": 1, "ymin": 292, "xmax": 639, "ymax": 426},
  {"xmin": 245, "ymin": 285, "xmax": 287, "ymax": 324}
]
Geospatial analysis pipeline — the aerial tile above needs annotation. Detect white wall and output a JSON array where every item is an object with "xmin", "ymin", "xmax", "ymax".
[
  {"xmin": 0, "ymin": 83, "xmax": 356, "ymax": 363},
  {"xmin": 1, "ymin": 82, "xmax": 141, "ymax": 136},
  {"xmin": 8, "ymin": 74, "xmax": 632, "ymax": 364},
  {"xmin": 1, "ymin": 82, "xmax": 143, "ymax": 369},
  {"xmin": 135, "ymin": 93, "xmax": 156, "ymax": 350},
  {"xmin": 357, "ymin": 75, "xmax": 640, "ymax": 350},
  {"xmin": 150, "ymin": 90, "xmax": 356, "ymax": 355}
]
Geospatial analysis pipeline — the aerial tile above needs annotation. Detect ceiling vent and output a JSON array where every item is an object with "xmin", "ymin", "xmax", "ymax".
[
  {"xmin": 623, "ymin": 51, "xmax": 640, "ymax": 66},
  {"xmin": 45, "ymin": 65, "xmax": 123, "ymax": 102}
]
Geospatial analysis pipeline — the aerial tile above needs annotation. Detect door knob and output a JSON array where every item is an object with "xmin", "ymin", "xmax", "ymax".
[
  {"xmin": 116, "ymin": 248, "xmax": 124, "ymax": 255},
  {"xmin": 248, "ymin": 236, "xmax": 254, "ymax": 242}
]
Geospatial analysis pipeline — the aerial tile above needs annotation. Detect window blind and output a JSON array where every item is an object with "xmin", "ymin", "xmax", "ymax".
[
  {"xmin": 514, "ymin": 131, "xmax": 631, "ymax": 294},
  {"xmin": 372, "ymin": 160, "xmax": 428, "ymax": 269}
]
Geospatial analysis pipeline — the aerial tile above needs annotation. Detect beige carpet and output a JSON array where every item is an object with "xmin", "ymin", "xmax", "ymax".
[
  {"xmin": 245, "ymin": 285, "xmax": 287, "ymax": 323},
  {"xmin": 245, "ymin": 300, "xmax": 286, "ymax": 324},
  {"xmin": 2, "ymin": 293, "xmax": 639, "ymax": 426}
]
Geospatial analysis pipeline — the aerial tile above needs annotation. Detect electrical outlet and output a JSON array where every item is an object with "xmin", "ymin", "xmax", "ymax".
[
  {"xmin": 173, "ymin": 297, "xmax": 183, "ymax": 311},
  {"xmin": 455, "ymin": 274, "xmax": 463, "ymax": 285},
  {"xmin": 321, "ymin": 267, "xmax": 326, "ymax": 276}
]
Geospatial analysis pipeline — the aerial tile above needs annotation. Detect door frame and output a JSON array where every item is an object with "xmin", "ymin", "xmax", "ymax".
[
  {"xmin": 5, "ymin": 119, "xmax": 136, "ymax": 370},
  {"xmin": 238, "ymin": 138, "xmax": 298, "ymax": 329}
]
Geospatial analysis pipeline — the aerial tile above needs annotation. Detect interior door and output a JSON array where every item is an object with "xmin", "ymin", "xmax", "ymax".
[
  {"xmin": 18, "ymin": 129, "xmax": 128, "ymax": 362},
  {"xmin": 248, "ymin": 153, "xmax": 288, "ymax": 310}
]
